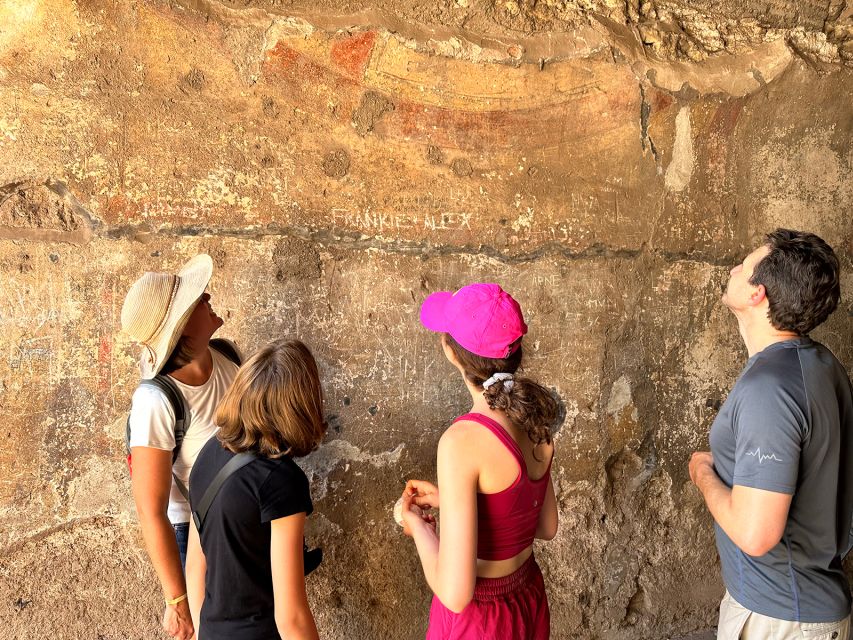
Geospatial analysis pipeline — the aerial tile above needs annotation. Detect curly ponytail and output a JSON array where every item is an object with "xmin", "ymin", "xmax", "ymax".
[{"xmin": 444, "ymin": 334, "xmax": 557, "ymax": 448}]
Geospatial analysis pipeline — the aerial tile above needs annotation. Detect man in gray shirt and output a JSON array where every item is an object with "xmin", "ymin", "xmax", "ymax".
[{"xmin": 689, "ymin": 229, "xmax": 853, "ymax": 640}]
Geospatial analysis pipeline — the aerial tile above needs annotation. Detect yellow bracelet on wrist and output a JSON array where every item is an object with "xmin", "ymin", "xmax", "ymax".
[{"xmin": 165, "ymin": 593, "xmax": 188, "ymax": 606}]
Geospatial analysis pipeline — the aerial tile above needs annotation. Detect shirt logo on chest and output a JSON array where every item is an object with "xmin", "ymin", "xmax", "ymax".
[{"xmin": 745, "ymin": 448, "xmax": 783, "ymax": 463}]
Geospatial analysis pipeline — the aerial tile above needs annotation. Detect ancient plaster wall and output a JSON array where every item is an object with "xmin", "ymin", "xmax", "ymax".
[{"xmin": 0, "ymin": 1, "xmax": 851, "ymax": 638}]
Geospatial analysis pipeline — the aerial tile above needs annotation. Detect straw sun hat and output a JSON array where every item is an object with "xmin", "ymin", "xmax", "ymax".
[{"xmin": 121, "ymin": 254, "xmax": 213, "ymax": 379}]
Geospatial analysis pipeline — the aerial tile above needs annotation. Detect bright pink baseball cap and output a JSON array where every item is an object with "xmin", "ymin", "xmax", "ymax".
[{"xmin": 420, "ymin": 283, "xmax": 528, "ymax": 359}]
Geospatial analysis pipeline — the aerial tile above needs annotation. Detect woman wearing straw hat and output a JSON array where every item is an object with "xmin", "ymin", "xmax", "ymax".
[{"xmin": 122, "ymin": 254, "xmax": 241, "ymax": 640}]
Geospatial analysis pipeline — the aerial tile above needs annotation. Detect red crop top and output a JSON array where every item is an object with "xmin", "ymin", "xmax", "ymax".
[{"xmin": 454, "ymin": 413, "xmax": 552, "ymax": 561}]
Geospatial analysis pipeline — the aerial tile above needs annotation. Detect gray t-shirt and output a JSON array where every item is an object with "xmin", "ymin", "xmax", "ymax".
[{"xmin": 709, "ymin": 337, "xmax": 853, "ymax": 623}]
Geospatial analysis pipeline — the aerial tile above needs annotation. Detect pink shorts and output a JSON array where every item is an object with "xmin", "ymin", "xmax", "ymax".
[{"xmin": 426, "ymin": 555, "xmax": 550, "ymax": 640}]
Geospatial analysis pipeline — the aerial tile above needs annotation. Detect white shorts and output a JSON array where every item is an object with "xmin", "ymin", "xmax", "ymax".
[{"xmin": 717, "ymin": 590, "xmax": 850, "ymax": 640}]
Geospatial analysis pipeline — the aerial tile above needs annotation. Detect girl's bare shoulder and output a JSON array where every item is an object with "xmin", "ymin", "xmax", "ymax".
[{"xmin": 438, "ymin": 420, "xmax": 491, "ymax": 455}]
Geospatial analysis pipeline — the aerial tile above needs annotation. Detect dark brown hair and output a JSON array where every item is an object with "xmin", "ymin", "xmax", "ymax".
[
  {"xmin": 444, "ymin": 334, "xmax": 557, "ymax": 448},
  {"xmin": 750, "ymin": 229, "xmax": 841, "ymax": 335},
  {"xmin": 216, "ymin": 339, "xmax": 327, "ymax": 458},
  {"xmin": 160, "ymin": 336, "xmax": 195, "ymax": 375}
]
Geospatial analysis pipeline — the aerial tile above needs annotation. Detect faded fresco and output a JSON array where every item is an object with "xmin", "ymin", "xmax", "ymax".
[{"xmin": 0, "ymin": 1, "xmax": 851, "ymax": 638}]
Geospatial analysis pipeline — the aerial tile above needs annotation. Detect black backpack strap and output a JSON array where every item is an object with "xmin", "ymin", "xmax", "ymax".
[
  {"xmin": 127, "ymin": 375, "xmax": 192, "ymax": 500},
  {"xmin": 127, "ymin": 341, "xmax": 237, "ymax": 462},
  {"xmin": 142, "ymin": 376, "xmax": 190, "ymax": 460},
  {"xmin": 190, "ymin": 450, "xmax": 323, "ymax": 576},
  {"xmin": 192, "ymin": 452, "xmax": 258, "ymax": 531},
  {"xmin": 210, "ymin": 338, "xmax": 242, "ymax": 366}
]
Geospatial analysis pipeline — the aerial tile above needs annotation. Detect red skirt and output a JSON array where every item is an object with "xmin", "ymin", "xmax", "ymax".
[{"xmin": 426, "ymin": 555, "xmax": 550, "ymax": 640}]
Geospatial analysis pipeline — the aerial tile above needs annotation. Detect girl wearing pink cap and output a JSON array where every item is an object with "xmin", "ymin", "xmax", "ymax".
[{"xmin": 401, "ymin": 283, "xmax": 559, "ymax": 640}]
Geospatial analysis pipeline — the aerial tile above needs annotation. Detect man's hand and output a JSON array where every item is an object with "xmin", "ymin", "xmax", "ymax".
[
  {"xmin": 689, "ymin": 451, "xmax": 714, "ymax": 488},
  {"xmin": 163, "ymin": 599, "xmax": 194, "ymax": 640},
  {"xmin": 688, "ymin": 449, "xmax": 792, "ymax": 556}
]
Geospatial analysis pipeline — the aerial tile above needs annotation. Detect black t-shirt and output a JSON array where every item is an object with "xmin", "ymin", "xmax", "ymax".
[{"xmin": 189, "ymin": 438, "xmax": 313, "ymax": 640}]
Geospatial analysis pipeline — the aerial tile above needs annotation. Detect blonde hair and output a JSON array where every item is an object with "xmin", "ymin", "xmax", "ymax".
[{"xmin": 216, "ymin": 339, "xmax": 326, "ymax": 458}]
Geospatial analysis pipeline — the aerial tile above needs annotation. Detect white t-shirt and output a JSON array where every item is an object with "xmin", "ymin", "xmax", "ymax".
[{"xmin": 128, "ymin": 346, "xmax": 240, "ymax": 524}]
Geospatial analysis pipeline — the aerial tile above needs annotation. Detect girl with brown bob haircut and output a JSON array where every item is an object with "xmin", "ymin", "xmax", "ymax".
[
  {"xmin": 216, "ymin": 340, "xmax": 326, "ymax": 458},
  {"xmin": 186, "ymin": 339, "xmax": 326, "ymax": 640}
]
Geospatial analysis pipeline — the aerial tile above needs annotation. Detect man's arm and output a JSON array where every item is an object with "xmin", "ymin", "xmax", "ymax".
[{"xmin": 690, "ymin": 452, "xmax": 792, "ymax": 556}]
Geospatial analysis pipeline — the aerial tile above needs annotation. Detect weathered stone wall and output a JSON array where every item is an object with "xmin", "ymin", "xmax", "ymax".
[{"xmin": 0, "ymin": 1, "xmax": 851, "ymax": 638}]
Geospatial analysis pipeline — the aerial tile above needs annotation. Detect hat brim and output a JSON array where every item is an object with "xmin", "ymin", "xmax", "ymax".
[
  {"xmin": 140, "ymin": 254, "xmax": 213, "ymax": 379},
  {"xmin": 420, "ymin": 291, "xmax": 454, "ymax": 333}
]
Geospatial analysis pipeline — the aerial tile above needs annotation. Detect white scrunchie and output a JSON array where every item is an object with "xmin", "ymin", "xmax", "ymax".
[{"xmin": 482, "ymin": 372, "xmax": 514, "ymax": 391}]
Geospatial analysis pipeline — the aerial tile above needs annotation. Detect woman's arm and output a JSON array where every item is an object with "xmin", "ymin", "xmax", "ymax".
[
  {"xmin": 405, "ymin": 426, "xmax": 478, "ymax": 613},
  {"xmin": 186, "ymin": 520, "xmax": 206, "ymax": 637},
  {"xmin": 131, "ymin": 446, "xmax": 193, "ymax": 640},
  {"xmin": 405, "ymin": 479, "xmax": 439, "ymax": 510},
  {"xmin": 270, "ymin": 513, "xmax": 319, "ymax": 640},
  {"xmin": 534, "ymin": 476, "xmax": 558, "ymax": 540}
]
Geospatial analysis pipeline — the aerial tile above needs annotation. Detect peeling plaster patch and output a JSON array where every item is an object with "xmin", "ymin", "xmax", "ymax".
[
  {"xmin": 416, "ymin": 35, "xmax": 494, "ymax": 63},
  {"xmin": 0, "ymin": 0, "xmax": 79, "ymax": 66},
  {"xmin": 69, "ymin": 151, "xmax": 110, "ymax": 183},
  {"xmin": 553, "ymin": 397, "xmax": 580, "ymax": 444},
  {"xmin": 298, "ymin": 440, "xmax": 404, "ymax": 500},
  {"xmin": 788, "ymin": 28, "xmax": 841, "ymax": 67},
  {"xmin": 684, "ymin": 309, "xmax": 739, "ymax": 392},
  {"xmin": 451, "ymin": 157, "xmax": 473, "ymax": 177},
  {"xmin": 0, "ymin": 1, "xmax": 38, "ymax": 50},
  {"xmin": 606, "ymin": 375, "xmax": 633, "ymax": 417},
  {"xmin": 511, "ymin": 208, "xmax": 534, "ymax": 232},
  {"xmin": 0, "ymin": 180, "xmax": 95, "ymax": 243},
  {"xmin": 352, "ymin": 91, "xmax": 395, "ymax": 136},
  {"xmin": 0, "ymin": 117, "xmax": 20, "ymax": 142},
  {"xmin": 563, "ymin": 397, "xmax": 579, "ymax": 426},
  {"xmin": 322, "ymin": 149, "xmax": 350, "ymax": 178},
  {"xmin": 304, "ymin": 511, "xmax": 343, "ymax": 538},
  {"xmin": 665, "ymin": 107, "xmax": 694, "ymax": 193},
  {"xmin": 30, "ymin": 83, "xmax": 50, "ymax": 97},
  {"xmin": 634, "ymin": 40, "xmax": 794, "ymax": 96},
  {"xmin": 66, "ymin": 457, "xmax": 133, "ymax": 519},
  {"xmin": 751, "ymin": 129, "xmax": 852, "ymax": 238},
  {"xmin": 263, "ymin": 17, "xmax": 317, "ymax": 50}
]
